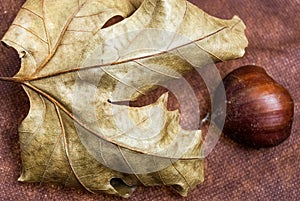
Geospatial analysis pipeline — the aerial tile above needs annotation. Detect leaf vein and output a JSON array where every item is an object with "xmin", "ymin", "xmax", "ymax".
[
  {"xmin": 25, "ymin": 25, "xmax": 230, "ymax": 82},
  {"xmin": 117, "ymin": 146, "xmax": 142, "ymax": 184},
  {"xmin": 56, "ymin": 105, "xmax": 94, "ymax": 193},
  {"xmin": 171, "ymin": 161, "xmax": 192, "ymax": 192},
  {"xmin": 12, "ymin": 24, "xmax": 48, "ymax": 44},
  {"xmin": 21, "ymin": 7, "xmax": 43, "ymax": 19},
  {"xmin": 66, "ymin": 29, "xmax": 93, "ymax": 33},
  {"xmin": 74, "ymin": 11, "xmax": 105, "ymax": 18},
  {"xmin": 33, "ymin": 0, "xmax": 89, "ymax": 76},
  {"xmin": 134, "ymin": 60, "xmax": 180, "ymax": 79},
  {"xmin": 100, "ymin": 67, "xmax": 145, "ymax": 95},
  {"xmin": 22, "ymin": 82, "xmax": 199, "ymax": 160},
  {"xmin": 40, "ymin": 129, "xmax": 63, "ymax": 184},
  {"xmin": 41, "ymin": 0, "xmax": 51, "ymax": 53}
]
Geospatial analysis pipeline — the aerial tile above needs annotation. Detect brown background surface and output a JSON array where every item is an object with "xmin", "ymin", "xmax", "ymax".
[{"xmin": 0, "ymin": 0, "xmax": 299, "ymax": 200}]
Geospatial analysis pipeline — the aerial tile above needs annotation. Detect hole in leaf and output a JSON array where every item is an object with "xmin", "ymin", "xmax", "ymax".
[
  {"xmin": 102, "ymin": 15, "xmax": 125, "ymax": 29},
  {"xmin": 110, "ymin": 178, "xmax": 136, "ymax": 198},
  {"xmin": 19, "ymin": 51, "xmax": 26, "ymax": 58},
  {"xmin": 101, "ymin": 1, "xmax": 140, "ymax": 30},
  {"xmin": 172, "ymin": 184, "xmax": 184, "ymax": 193},
  {"xmin": 1, "ymin": 41, "xmax": 9, "ymax": 48},
  {"xmin": 0, "ymin": 42, "xmax": 22, "ymax": 76}
]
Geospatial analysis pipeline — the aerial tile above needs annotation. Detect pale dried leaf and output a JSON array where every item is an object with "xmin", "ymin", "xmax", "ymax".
[{"xmin": 1, "ymin": 0, "xmax": 247, "ymax": 197}]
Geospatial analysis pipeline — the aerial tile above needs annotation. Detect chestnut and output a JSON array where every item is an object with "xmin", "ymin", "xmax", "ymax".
[{"xmin": 214, "ymin": 65, "xmax": 294, "ymax": 148}]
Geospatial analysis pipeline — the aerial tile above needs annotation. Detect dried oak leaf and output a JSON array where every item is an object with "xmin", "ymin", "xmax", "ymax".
[{"xmin": 1, "ymin": 0, "xmax": 248, "ymax": 198}]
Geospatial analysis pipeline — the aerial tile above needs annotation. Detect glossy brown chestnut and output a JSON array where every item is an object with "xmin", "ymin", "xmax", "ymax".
[{"xmin": 215, "ymin": 65, "xmax": 294, "ymax": 148}]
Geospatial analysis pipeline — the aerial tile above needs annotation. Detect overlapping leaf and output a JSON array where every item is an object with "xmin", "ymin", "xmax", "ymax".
[{"xmin": 1, "ymin": 0, "xmax": 248, "ymax": 197}]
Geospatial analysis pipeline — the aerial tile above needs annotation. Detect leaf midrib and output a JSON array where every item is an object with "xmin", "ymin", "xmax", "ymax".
[{"xmin": 15, "ymin": 25, "xmax": 230, "ymax": 82}]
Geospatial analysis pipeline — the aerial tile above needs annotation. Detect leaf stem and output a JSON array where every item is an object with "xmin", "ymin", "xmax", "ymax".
[{"xmin": 0, "ymin": 76, "xmax": 23, "ymax": 83}]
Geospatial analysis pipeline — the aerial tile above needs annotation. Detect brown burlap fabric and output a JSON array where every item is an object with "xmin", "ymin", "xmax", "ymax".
[{"xmin": 0, "ymin": 0, "xmax": 299, "ymax": 200}]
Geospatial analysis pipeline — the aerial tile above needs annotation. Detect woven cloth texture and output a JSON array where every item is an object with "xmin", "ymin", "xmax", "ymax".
[{"xmin": 0, "ymin": 0, "xmax": 299, "ymax": 200}]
